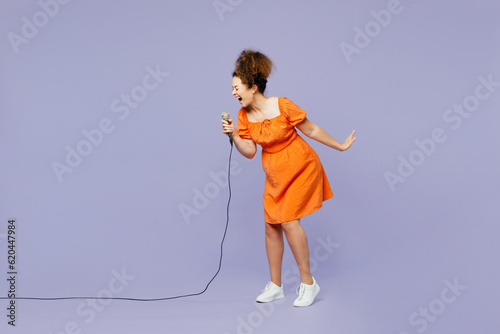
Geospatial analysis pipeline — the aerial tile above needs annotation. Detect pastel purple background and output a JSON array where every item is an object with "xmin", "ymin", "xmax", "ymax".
[{"xmin": 1, "ymin": 0, "xmax": 499, "ymax": 333}]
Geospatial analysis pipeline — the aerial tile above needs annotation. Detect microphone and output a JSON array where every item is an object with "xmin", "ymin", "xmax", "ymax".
[{"xmin": 221, "ymin": 111, "xmax": 233, "ymax": 145}]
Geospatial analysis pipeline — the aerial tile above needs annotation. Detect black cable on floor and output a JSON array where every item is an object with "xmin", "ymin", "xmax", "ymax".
[{"xmin": 1, "ymin": 143, "xmax": 234, "ymax": 302}]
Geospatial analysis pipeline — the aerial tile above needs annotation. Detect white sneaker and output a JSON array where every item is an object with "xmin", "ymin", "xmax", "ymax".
[
  {"xmin": 256, "ymin": 281, "xmax": 284, "ymax": 303},
  {"xmin": 293, "ymin": 277, "xmax": 320, "ymax": 307}
]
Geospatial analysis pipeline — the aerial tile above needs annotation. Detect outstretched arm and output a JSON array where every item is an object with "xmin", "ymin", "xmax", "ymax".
[{"xmin": 296, "ymin": 117, "xmax": 356, "ymax": 151}]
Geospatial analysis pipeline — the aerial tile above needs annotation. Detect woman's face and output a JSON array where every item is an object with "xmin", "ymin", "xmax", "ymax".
[{"xmin": 232, "ymin": 76, "xmax": 253, "ymax": 108}]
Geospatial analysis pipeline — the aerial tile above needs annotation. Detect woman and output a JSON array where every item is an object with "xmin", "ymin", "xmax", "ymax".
[{"xmin": 221, "ymin": 50, "xmax": 356, "ymax": 307}]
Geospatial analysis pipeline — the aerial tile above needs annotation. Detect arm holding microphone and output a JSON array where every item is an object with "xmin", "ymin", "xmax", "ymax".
[{"xmin": 221, "ymin": 112, "xmax": 257, "ymax": 159}]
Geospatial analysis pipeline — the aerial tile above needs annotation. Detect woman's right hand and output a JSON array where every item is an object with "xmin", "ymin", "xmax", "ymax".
[
  {"xmin": 221, "ymin": 118, "xmax": 257, "ymax": 159},
  {"xmin": 221, "ymin": 118, "xmax": 235, "ymax": 138}
]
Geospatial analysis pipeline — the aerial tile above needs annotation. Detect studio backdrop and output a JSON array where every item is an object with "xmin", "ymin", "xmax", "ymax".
[{"xmin": 1, "ymin": 1, "xmax": 499, "ymax": 333}]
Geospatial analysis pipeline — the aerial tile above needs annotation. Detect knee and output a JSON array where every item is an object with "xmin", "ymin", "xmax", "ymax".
[
  {"xmin": 265, "ymin": 223, "xmax": 281, "ymax": 237},
  {"xmin": 281, "ymin": 220, "xmax": 299, "ymax": 234}
]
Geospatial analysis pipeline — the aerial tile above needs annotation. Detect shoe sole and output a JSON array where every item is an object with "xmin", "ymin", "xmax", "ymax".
[{"xmin": 256, "ymin": 293, "xmax": 284, "ymax": 303}]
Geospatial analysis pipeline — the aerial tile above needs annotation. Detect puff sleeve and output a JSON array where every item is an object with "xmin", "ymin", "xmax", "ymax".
[
  {"xmin": 236, "ymin": 109, "xmax": 251, "ymax": 140},
  {"xmin": 279, "ymin": 97, "xmax": 307, "ymax": 126}
]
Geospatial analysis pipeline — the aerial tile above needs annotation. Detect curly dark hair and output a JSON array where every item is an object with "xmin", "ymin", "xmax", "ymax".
[{"xmin": 232, "ymin": 49, "xmax": 274, "ymax": 94}]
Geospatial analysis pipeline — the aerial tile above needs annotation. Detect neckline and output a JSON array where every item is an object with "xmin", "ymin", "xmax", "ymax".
[{"xmin": 243, "ymin": 97, "xmax": 283, "ymax": 124}]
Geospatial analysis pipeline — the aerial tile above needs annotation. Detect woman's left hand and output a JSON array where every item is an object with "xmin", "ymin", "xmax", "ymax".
[{"xmin": 341, "ymin": 130, "xmax": 356, "ymax": 151}]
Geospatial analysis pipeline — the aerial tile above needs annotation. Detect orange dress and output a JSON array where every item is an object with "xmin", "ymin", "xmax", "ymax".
[{"xmin": 237, "ymin": 97, "xmax": 333, "ymax": 224}]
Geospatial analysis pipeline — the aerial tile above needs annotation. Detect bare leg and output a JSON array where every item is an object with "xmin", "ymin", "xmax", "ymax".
[
  {"xmin": 265, "ymin": 222, "xmax": 284, "ymax": 286},
  {"xmin": 282, "ymin": 219, "xmax": 313, "ymax": 285}
]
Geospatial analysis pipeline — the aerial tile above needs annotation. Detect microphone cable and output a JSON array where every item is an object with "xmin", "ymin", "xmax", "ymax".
[{"xmin": 1, "ymin": 141, "xmax": 234, "ymax": 302}]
